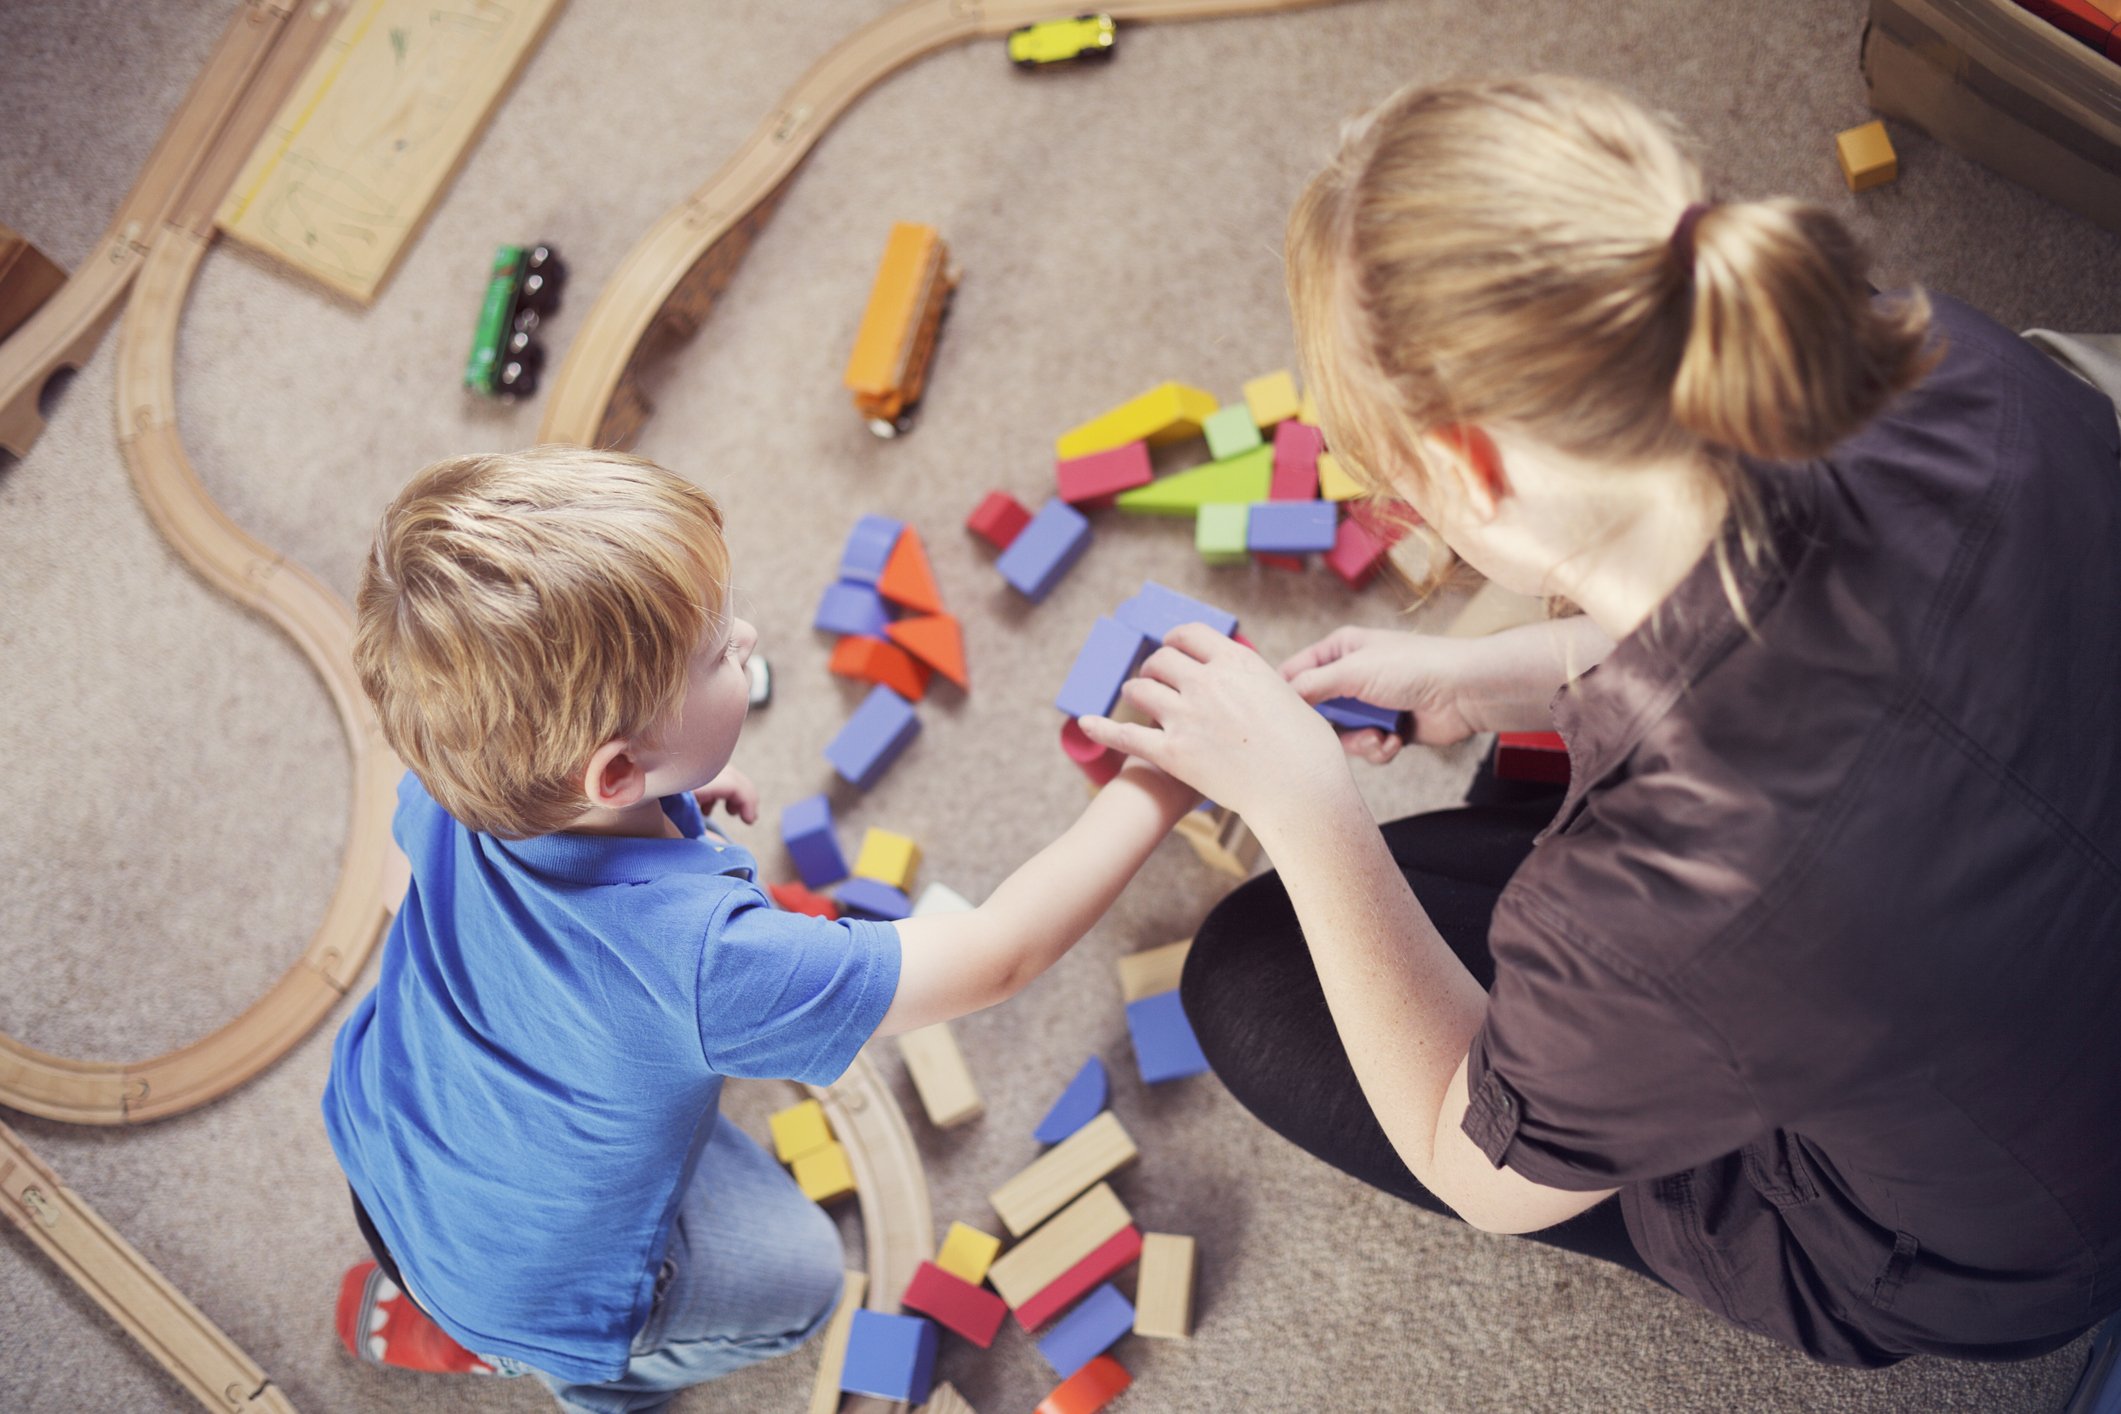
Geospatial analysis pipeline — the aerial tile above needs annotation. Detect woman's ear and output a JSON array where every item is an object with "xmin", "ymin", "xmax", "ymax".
[
  {"xmin": 1422, "ymin": 424, "xmax": 1509, "ymax": 521},
  {"xmin": 581, "ymin": 739, "xmax": 648, "ymax": 812}
]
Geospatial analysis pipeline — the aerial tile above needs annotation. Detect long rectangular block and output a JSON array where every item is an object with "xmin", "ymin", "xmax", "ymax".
[
  {"xmin": 1054, "ymin": 617, "xmax": 1154, "ymax": 719},
  {"xmin": 991, "ymin": 1111, "xmax": 1138, "ymax": 1237},
  {"xmin": 1247, "ymin": 500, "xmax": 1337, "ymax": 554},
  {"xmin": 1195, "ymin": 503, "xmax": 1249, "ymax": 566},
  {"xmin": 1037, "ymin": 1283, "xmax": 1134, "ymax": 1378},
  {"xmin": 1113, "ymin": 582, "xmax": 1237, "ymax": 641},
  {"xmin": 898, "ymin": 1021, "xmax": 983, "ymax": 1128},
  {"xmin": 806, "ymin": 1270, "xmax": 867, "ymax": 1414},
  {"xmin": 987, "ymin": 1183, "xmax": 1133, "ymax": 1309},
  {"xmin": 1116, "ymin": 939, "xmax": 1191, "ymax": 1003},
  {"xmin": 840, "ymin": 514, "xmax": 905, "ymax": 584},
  {"xmin": 996, "ymin": 499, "xmax": 1093, "ymax": 602},
  {"xmin": 1056, "ymin": 441, "xmax": 1153, "ymax": 507},
  {"xmin": 1133, "ymin": 1233, "xmax": 1196, "ymax": 1339},
  {"xmin": 903, "ymin": 1261, "xmax": 1007, "ymax": 1348},
  {"xmin": 1055, "ymin": 381, "xmax": 1218, "ymax": 459},
  {"xmin": 781, "ymin": 794, "xmax": 849, "ymax": 888},
  {"xmin": 841, "ymin": 1309, "xmax": 936, "ymax": 1404},
  {"xmin": 1126, "ymin": 990, "xmax": 1210, "ymax": 1083},
  {"xmin": 1270, "ymin": 420, "xmax": 1324, "ymax": 500},
  {"xmin": 1013, "ymin": 1224, "xmax": 1142, "ymax": 1330},
  {"xmin": 1316, "ymin": 697, "xmax": 1402, "ymax": 735},
  {"xmin": 838, "ymin": 878, "xmax": 912, "ymax": 920},
  {"xmin": 815, "ymin": 580, "xmax": 891, "ymax": 638},
  {"xmin": 825, "ymin": 685, "xmax": 920, "ymax": 789}
]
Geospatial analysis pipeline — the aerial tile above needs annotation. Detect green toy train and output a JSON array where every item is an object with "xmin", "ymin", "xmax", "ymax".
[{"xmin": 464, "ymin": 242, "xmax": 567, "ymax": 398}]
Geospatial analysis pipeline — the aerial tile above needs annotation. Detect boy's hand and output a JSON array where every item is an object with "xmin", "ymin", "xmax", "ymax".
[{"xmin": 693, "ymin": 767, "xmax": 759, "ymax": 825}]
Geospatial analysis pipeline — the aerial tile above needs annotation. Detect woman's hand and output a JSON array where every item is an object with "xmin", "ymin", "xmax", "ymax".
[
  {"xmin": 1076, "ymin": 625, "xmax": 1356, "ymax": 823},
  {"xmin": 693, "ymin": 767, "xmax": 759, "ymax": 825},
  {"xmin": 1279, "ymin": 626, "xmax": 1490, "ymax": 758}
]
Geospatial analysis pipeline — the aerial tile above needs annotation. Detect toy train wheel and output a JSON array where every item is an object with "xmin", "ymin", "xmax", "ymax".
[
  {"xmin": 866, "ymin": 416, "xmax": 902, "ymax": 439},
  {"xmin": 518, "ymin": 269, "xmax": 560, "ymax": 315},
  {"xmin": 512, "ymin": 306, "xmax": 541, "ymax": 335},
  {"xmin": 498, "ymin": 344, "xmax": 544, "ymax": 398}
]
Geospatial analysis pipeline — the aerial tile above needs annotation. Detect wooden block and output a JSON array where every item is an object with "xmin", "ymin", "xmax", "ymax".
[
  {"xmin": 1035, "ymin": 1354, "xmax": 1132, "ymax": 1414},
  {"xmin": 808, "ymin": 1270, "xmax": 868, "ymax": 1414},
  {"xmin": 769, "ymin": 881, "xmax": 841, "ymax": 920},
  {"xmin": 854, "ymin": 828, "xmax": 922, "ymax": 892},
  {"xmin": 0, "ymin": 227, "xmax": 66, "ymax": 345},
  {"xmin": 1243, "ymin": 369, "xmax": 1300, "ymax": 427},
  {"xmin": 1318, "ymin": 451, "xmax": 1362, "ymax": 501},
  {"xmin": 1117, "ymin": 940, "xmax": 1192, "ymax": 1003},
  {"xmin": 1134, "ymin": 1232, "xmax": 1196, "ymax": 1338},
  {"xmin": 902, "ymin": 1261, "xmax": 1007, "ymax": 1347},
  {"xmin": 898, "ymin": 1022, "xmax": 983, "ymax": 1128},
  {"xmin": 878, "ymin": 527, "xmax": 943, "ymax": 614},
  {"xmin": 921, "ymin": 1381, "xmax": 979, "ymax": 1414},
  {"xmin": 1055, "ymin": 441, "xmax": 1154, "ymax": 507},
  {"xmin": 1113, "ymin": 445, "xmax": 1271, "ymax": 514},
  {"xmin": 936, "ymin": 1221, "xmax": 1002, "ymax": 1287},
  {"xmin": 1055, "ymin": 381, "xmax": 1217, "ymax": 459},
  {"xmin": 1835, "ymin": 120, "xmax": 1898, "ymax": 192},
  {"xmin": 990, "ymin": 1111, "xmax": 1137, "ymax": 1237},
  {"xmin": 1013, "ymin": 1225, "xmax": 1142, "ymax": 1330},
  {"xmin": 1202, "ymin": 403, "xmax": 1262, "ymax": 461},
  {"xmin": 794, "ymin": 1140, "xmax": 857, "ymax": 1203},
  {"xmin": 771, "ymin": 1099, "xmax": 834, "ymax": 1163},
  {"xmin": 1194, "ymin": 503, "xmax": 1251, "ymax": 567},
  {"xmin": 886, "ymin": 613, "xmax": 969, "ymax": 691},
  {"xmin": 1174, "ymin": 806, "xmax": 1261, "ymax": 877},
  {"xmin": 987, "ymin": 1184, "xmax": 1133, "ymax": 1309},
  {"xmin": 830, "ymin": 635, "xmax": 932, "ymax": 702},
  {"xmin": 913, "ymin": 882, "xmax": 976, "ymax": 916},
  {"xmin": 218, "ymin": 0, "xmax": 566, "ymax": 302}
]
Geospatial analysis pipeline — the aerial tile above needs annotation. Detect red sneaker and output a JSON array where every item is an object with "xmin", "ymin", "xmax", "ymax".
[{"xmin": 336, "ymin": 1260, "xmax": 496, "ymax": 1375}]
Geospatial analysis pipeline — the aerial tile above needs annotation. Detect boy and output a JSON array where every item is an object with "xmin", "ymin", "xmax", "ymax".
[{"xmin": 322, "ymin": 446, "xmax": 1196, "ymax": 1412}]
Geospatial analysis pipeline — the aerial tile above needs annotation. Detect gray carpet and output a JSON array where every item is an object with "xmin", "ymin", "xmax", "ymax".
[{"xmin": 4, "ymin": 1, "xmax": 2118, "ymax": 1411}]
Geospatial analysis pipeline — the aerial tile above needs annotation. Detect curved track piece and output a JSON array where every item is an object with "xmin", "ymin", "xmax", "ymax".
[
  {"xmin": 808, "ymin": 1049, "xmax": 936, "ymax": 1317},
  {"xmin": 0, "ymin": 1119, "xmax": 297, "ymax": 1412},
  {"xmin": 538, "ymin": 0, "xmax": 1329, "ymax": 448}
]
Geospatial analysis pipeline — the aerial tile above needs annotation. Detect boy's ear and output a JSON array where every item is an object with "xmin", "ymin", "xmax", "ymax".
[
  {"xmin": 582, "ymin": 740, "xmax": 648, "ymax": 812},
  {"xmin": 1425, "ymin": 423, "xmax": 1509, "ymax": 520}
]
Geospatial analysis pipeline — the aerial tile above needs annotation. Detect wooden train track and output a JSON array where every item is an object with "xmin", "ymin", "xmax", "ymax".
[{"xmin": 538, "ymin": 0, "xmax": 1331, "ymax": 449}]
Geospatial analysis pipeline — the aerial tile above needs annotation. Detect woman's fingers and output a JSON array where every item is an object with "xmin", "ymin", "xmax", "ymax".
[
  {"xmin": 1278, "ymin": 625, "xmax": 1362, "ymax": 680},
  {"xmin": 1138, "ymin": 643, "xmax": 1205, "ymax": 689},
  {"xmin": 1118, "ymin": 675, "xmax": 1181, "ymax": 721},
  {"xmin": 1076, "ymin": 713, "xmax": 1165, "ymax": 769}
]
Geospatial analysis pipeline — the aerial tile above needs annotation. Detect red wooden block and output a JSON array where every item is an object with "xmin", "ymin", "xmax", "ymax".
[
  {"xmin": 1324, "ymin": 515, "xmax": 1390, "ymax": 590},
  {"xmin": 1257, "ymin": 552, "xmax": 1305, "ymax": 572},
  {"xmin": 902, "ymin": 1261, "xmax": 1008, "ymax": 1349},
  {"xmin": 830, "ymin": 635, "xmax": 932, "ymax": 702},
  {"xmin": 1496, "ymin": 730, "xmax": 1571, "ymax": 784},
  {"xmin": 2012, "ymin": 0, "xmax": 2118, "ymax": 47},
  {"xmin": 967, "ymin": 491, "xmax": 1033, "ymax": 551},
  {"xmin": 768, "ymin": 881, "xmax": 840, "ymax": 920},
  {"xmin": 1056, "ymin": 442, "xmax": 1153, "ymax": 508},
  {"xmin": 878, "ymin": 528, "xmax": 944, "ymax": 614},
  {"xmin": 1036, "ymin": 1355, "xmax": 1132, "ymax": 1414},
  {"xmin": 1270, "ymin": 421, "xmax": 1324, "ymax": 500},
  {"xmin": 1060, "ymin": 717, "xmax": 1123, "ymax": 787},
  {"xmin": 1013, "ymin": 1225, "xmax": 1143, "ymax": 1330},
  {"xmin": 1348, "ymin": 496, "xmax": 1416, "ymax": 543}
]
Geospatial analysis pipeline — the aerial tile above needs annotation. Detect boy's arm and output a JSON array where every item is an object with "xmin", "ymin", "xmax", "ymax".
[{"xmin": 873, "ymin": 762, "xmax": 1199, "ymax": 1037}]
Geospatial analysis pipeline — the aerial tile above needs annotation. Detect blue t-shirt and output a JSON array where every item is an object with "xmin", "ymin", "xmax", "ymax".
[{"xmin": 322, "ymin": 774, "xmax": 899, "ymax": 1381}]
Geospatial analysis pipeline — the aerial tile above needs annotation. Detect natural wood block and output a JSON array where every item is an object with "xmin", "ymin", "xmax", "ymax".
[
  {"xmin": 1117, "ymin": 939, "xmax": 1192, "ymax": 1003},
  {"xmin": 987, "ymin": 1184, "xmax": 1133, "ymax": 1309},
  {"xmin": 1134, "ymin": 1232, "xmax": 1196, "ymax": 1338},
  {"xmin": 936, "ymin": 1221, "xmax": 1002, "ymax": 1287},
  {"xmin": 990, "ymin": 1111, "xmax": 1138, "ymax": 1237},
  {"xmin": 1836, "ymin": 120, "xmax": 1898, "ymax": 192},
  {"xmin": 771, "ymin": 1099, "xmax": 834, "ymax": 1163},
  {"xmin": 1174, "ymin": 806, "xmax": 1261, "ymax": 877},
  {"xmin": 0, "ymin": 227, "xmax": 66, "ymax": 345},
  {"xmin": 898, "ymin": 1022, "xmax": 983, "ymax": 1129},
  {"xmin": 921, "ymin": 1380, "xmax": 978, "ymax": 1414},
  {"xmin": 794, "ymin": 1141, "xmax": 857, "ymax": 1204},
  {"xmin": 808, "ymin": 1270, "xmax": 868, "ymax": 1414}
]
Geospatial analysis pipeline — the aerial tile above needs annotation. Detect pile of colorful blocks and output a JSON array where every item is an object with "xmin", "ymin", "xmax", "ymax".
[
  {"xmin": 814, "ymin": 515, "xmax": 971, "ymax": 792},
  {"xmin": 965, "ymin": 372, "xmax": 1414, "ymax": 606}
]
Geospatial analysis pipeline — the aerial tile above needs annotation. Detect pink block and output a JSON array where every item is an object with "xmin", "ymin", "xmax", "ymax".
[
  {"xmin": 1270, "ymin": 422, "xmax": 1324, "ymax": 500},
  {"xmin": 1014, "ymin": 1226, "xmax": 1145, "ymax": 1330},
  {"xmin": 1056, "ymin": 442, "xmax": 1153, "ymax": 508},
  {"xmin": 968, "ymin": 491, "xmax": 1034, "ymax": 551},
  {"xmin": 1325, "ymin": 515, "xmax": 1390, "ymax": 589},
  {"xmin": 1060, "ymin": 717, "xmax": 1123, "ymax": 787}
]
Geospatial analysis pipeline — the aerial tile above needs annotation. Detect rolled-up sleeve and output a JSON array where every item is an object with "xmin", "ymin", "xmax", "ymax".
[
  {"xmin": 1463, "ymin": 887, "xmax": 1761, "ymax": 1190},
  {"xmin": 694, "ymin": 887, "xmax": 901, "ymax": 1085}
]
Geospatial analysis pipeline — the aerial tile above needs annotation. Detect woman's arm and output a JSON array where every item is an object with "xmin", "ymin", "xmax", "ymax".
[{"xmin": 873, "ymin": 762, "xmax": 1198, "ymax": 1037}]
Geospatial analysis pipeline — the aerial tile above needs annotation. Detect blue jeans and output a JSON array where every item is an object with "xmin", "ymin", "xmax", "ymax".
[{"xmin": 493, "ymin": 1113, "xmax": 846, "ymax": 1414}]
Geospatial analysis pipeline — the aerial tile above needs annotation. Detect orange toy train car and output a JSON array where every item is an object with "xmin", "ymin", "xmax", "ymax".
[{"xmin": 844, "ymin": 222, "xmax": 958, "ymax": 437}]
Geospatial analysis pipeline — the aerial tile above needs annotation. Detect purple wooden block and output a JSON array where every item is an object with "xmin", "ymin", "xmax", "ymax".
[
  {"xmin": 1054, "ymin": 616, "xmax": 1153, "ymax": 719},
  {"xmin": 837, "ymin": 878, "xmax": 912, "ymax": 920},
  {"xmin": 1033, "ymin": 1057, "xmax": 1108, "ymax": 1145},
  {"xmin": 1246, "ymin": 500, "xmax": 1337, "ymax": 554},
  {"xmin": 841, "ymin": 1310, "xmax": 936, "ymax": 1403},
  {"xmin": 995, "ymin": 500, "xmax": 1093, "ymax": 602},
  {"xmin": 780, "ymin": 794, "xmax": 848, "ymax": 888},
  {"xmin": 1113, "ymin": 581, "xmax": 1238, "ymax": 641},
  {"xmin": 816, "ymin": 580, "xmax": 890, "ymax": 637},
  {"xmin": 1126, "ymin": 989, "xmax": 1210, "ymax": 1083},
  {"xmin": 824, "ymin": 685, "xmax": 920, "ymax": 789},
  {"xmin": 839, "ymin": 515, "xmax": 905, "ymax": 584},
  {"xmin": 1316, "ymin": 697, "xmax": 1402, "ymax": 735}
]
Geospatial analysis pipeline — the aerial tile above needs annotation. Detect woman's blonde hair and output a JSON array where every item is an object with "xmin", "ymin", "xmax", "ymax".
[
  {"xmin": 354, "ymin": 446, "xmax": 729, "ymax": 839},
  {"xmin": 1287, "ymin": 75, "xmax": 1935, "ymax": 587}
]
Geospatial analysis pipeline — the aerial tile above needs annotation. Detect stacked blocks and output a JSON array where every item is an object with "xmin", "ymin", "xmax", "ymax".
[
  {"xmin": 781, "ymin": 795, "xmax": 849, "ymax": 888},
  {"xmin": 1056, "ymin": 441, "xmax": 1153, "ymax": 508},
  {"xmin": 986, "ymin": 1183, "xmax": 1133, "ymax": 1309},
  {"xmin": 903, "ymin": 1261, "xmax": 1008, "ymax": 1348},
  {"xmin": 838, "ymin": 878, "xmax": 913, "ymax": 920},
  {"xmin": 991, "ymin": 1112, "xmax": 1139, "ymax": 1237},
  {"xmin": 997, "ymin": 499, "xmax": 1094, "ymax": 602},
  {"xmin": 825, "ymin": 685, "xmax": 920, "ymax": 789},
  {"xmin": 968, "ymin": 490, "xmax": 1033, "ymax": 550},
  {"xmin": 1195, "ymin": 503, "xmax": 1249, "ymax": 566},
  {"xmin": 815, "ymin": 581, "xmax": 890, "ymax": 638},
  {"xmin": 1033, "ymin": 1057, "xmax": 1109, "ymax": 1145},
  {"xmin": 840, "ymin": 1310, "xmax": 937, "ymax": 1404},
  {"xmin": 1247, "ymin": 501, "xmax": 1337, "ymax": 554},
  {"xmin": 1054, "ymin": 617, "xmax": 1154, "ymax": 720},
  {"xmin": 1270, "ymin": 420, "xmax": 1324, "ymax": 500},
  {"xmin": 1201, "ymin": 404, "xmax": 1262, "ymax": 461},
  {"xmin": 769, "ymin": 1098, "xmax": 856, "ymax": 1204},
  {"xmin": 1325, "ymin": 513, "xmax": 1391, "ymax": 589},
  {"xmin": 1126, "ymin": 989, "xmax": 1210, "ymax": 1084},
  {"xmin": 853, "ymin": 827, "xmax": 921, "ymax": 891},
  {"xmin": 1243, "ymin": 369, "xmax": 1300, "ymax": 427},
  {"xmin": 1037, "ymin": 1283, "xmax": 1134, "ymax": 1378},
  {"xmin": 1013, "ymin": 1224, "xmax": 1142, "ymax": 1330}
]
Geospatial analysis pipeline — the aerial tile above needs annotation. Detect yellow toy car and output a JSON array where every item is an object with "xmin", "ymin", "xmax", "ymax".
[{"xmin": 1008, "ymin": 14, "xmax": 1117, "ymax": 68}]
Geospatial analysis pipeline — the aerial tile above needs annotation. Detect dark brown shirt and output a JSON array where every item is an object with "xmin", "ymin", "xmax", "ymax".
[{"xmin": 1461, "ymin": 294, "xmax": 2121, "ymax": 1366}]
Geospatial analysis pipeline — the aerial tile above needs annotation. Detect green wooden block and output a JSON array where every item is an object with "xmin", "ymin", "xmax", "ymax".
[
  {"xmin": 1116, "ymin": 446, "xmax": 1272, "ymax": 515},
  {"xmin": 1196, "ymin": 503, "xmax": 1251, "ymax": 565},
  {"xmin": 1202, "ymin": 404, "xmax": 1262, "ymax": 461}
]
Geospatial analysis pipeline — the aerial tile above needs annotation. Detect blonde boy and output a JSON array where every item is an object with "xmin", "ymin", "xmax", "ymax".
[{"xmin": 323, "ymin": 447, "xmax": 1196, "ymax": 1412}]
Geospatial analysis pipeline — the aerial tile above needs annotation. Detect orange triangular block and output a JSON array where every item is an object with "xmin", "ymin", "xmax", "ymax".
[
  {"xmin": 886, "ymin": 614, "xmax": 968, "ymax": 690},
  {"xmin": 878, "ymin": 528, "xmax": 943, "ymax": 614}
]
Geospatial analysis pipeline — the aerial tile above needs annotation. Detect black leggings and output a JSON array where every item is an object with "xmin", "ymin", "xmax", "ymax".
[{"xmin": 1179, "ymin": 764, "xmax": 1667, "ymax": 1286}]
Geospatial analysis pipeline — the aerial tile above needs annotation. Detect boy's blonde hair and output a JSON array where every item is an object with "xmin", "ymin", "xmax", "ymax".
[
  {"xmin": 355, "ymin": 446, "xmax": 729, "ymax": 839},
  {"xmin": 1287, "ymin": 75, "xmax": 1936, "ymax": 588}
]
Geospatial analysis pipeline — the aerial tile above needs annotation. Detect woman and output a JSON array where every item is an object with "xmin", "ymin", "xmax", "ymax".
[{"xmin": 1076, "ymin": 75, "xmax": 2121, "ymax": 1367}]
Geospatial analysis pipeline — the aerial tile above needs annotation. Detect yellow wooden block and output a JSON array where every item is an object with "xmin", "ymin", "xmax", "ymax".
[
  {"xmin": 936, "ymin": 1221, "xmax": 1003, "ymax": 1287},
  {"xmin": 990, "ymin": 1110, "xmax": 1137, "ymax": 1236},
  {"xmin": 1134, "ymin": 1232, "xmax": 1197, "ymax": 1339},
  {"xmin": 1242, "ymin": 370, "xmax": 1300, "ymax": 428},
  {"xmin": 898, "ymin": 1021, "xmax": 984, "ymax": 1129},
  {"xmin": 853, "ymin": 827, "xmax": 921, "ymax": 891},
  {"xmin": 1318, "ymin": 451, "xmax": 1362, "ymax": 502},
  {"xmin": 770, "ymin": 1099, "xmax": 833, "ymax": 1163},
  {"xmin": 1836, "ymin": 121, "xmax": 1897, "ymax": 192},
  {"xmin": 1299, "ymin": 389, "xmax": 1320, "ymax": 426},
  {"xmin": 806, "ymin": 1270, "xmax": 866, "ymax": 1414},
  {"xmin": 793, "ymin": 1140, "xmax": 856, "ymax": 1203},
  {"xmin": 1055, "ymin": 381, "xmax": 1218, "ymax": 459},
  {"xmin": 1117, "ymin": 939, "xmax": 1192, "ymax": 1004},
  {"xmin": 986, "ymin": 1183, "xmax": 1133, "ymax": 1308}
]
